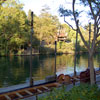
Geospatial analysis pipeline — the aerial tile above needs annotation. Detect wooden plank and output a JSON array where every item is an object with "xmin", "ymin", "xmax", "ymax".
[
  {"xmin": 34, "ymin": 88, "xmax": 42, "ymax": 93},
  {"xmin": 42, "ymin": 86, "xmax": 50, "ymax": 90},
  {"xmin": 24, "ymin": 90, "xmax": 33, "ymax": 95},
  {"xmin": 37, "ymin": 89, "xmax": 42, "ymax": 93},
  {"xmin": 0, "ymin": 82, "xmax": 59, "ymax": 99},
  {"xmin": 4, "ymin": 95, "xmax": 11, "ymax": 100},
  {"xmin": 16, "ymin": 92, "xmax": 23, "ymax": 98}
]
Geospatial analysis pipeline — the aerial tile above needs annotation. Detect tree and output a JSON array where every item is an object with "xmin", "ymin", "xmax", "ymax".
[
  {"xmin": 34, "ymin": 6, "xmax": 60, "ymax": 45},
  {"xmin": 0, "ymin": 0, "xmax": 29, "ymax": 55},
  {"xmin": 59, "ymin": 0, "xmax": 100, "ymax": 85},
  {"xmin": 0, "ymin": 1, "xmax": 60, "ymax": 56}
]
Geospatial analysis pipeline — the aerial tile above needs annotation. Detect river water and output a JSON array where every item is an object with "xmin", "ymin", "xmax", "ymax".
[{"xmin": 0, "ymin": 53, "xmax": 100, "ymax": 88}]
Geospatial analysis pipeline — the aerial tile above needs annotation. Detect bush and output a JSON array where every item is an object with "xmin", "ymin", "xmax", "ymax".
[
  {"xmin": 57, "ymin": 41, "xmax": 75, "ymax": 54},
  {"xmin": 39, "ymin": 84, "xmax": 100, "ymax": 100},
  {"xmin": 67, "ymin": 84, "xmax": 100, "ymax": 100},
  {"xmin": 39, "ymin": 45, "xmax": 55, "ymax": 54}
]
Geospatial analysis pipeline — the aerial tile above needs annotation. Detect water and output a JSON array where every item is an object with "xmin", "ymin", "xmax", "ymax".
[{"xmin": 0, "ymin": 53, "xmax": 100, "ymax": 88}]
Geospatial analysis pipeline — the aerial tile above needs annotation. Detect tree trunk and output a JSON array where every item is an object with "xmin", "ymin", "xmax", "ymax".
[
  {"xmin": 74, "ymin": 29, "xmax": 78, "ymax": 76},
  {"xmin": 89, "ymin": 54, "xmax": 95, "ymax": 85},
  {"xmin": 88, "ymin": 23, "xmax": 91, "ymax": 68}
]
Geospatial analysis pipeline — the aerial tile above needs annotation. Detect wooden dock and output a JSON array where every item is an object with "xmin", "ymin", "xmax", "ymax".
[{"xmin": 0, "ymin": 82, "xmax": 61, "ymax": 100}]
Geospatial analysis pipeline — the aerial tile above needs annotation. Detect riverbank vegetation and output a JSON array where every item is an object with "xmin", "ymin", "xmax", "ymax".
[
  {"xmin": 0, "ymin": 0, "xmax": 100, "ymax": 56},
  {"xmin": 39, "ymin": 84, "xmax": 100, "ymax": 100}
]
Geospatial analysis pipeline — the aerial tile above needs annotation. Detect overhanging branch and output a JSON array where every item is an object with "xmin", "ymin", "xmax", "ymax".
[
  {"xmin": 95, "ymin": 43, "xmax": 100, "ymax": 50},
  {"xmin": 64, "ymin": 16, "xmax": 76, "ymax": 31},
  {"xmin": 96, "ymin": 32, "xmax": 100, "ymax": 38},
  {"xmin": 72, "ymin": 0, "xmax": 90, "ymax": 52},
  {"xmin": 96, "ymin": 40, "xmax": 100, "ymax": 45},
  {"xmin": 88, "ymin": 1, "xmax": 96, "ymax": 20}
]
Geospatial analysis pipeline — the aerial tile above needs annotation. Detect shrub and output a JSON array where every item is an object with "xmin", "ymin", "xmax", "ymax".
[
  {"xmin": 67, "ymin": 84, "xmax": 100, "ymax": 100},
  {"xmin": 39, "ymin": 84, "xmax": 100, "ymax": 100},
  {"xmin": 57, "ymin": 41, "xmax": 75, "ymax": 54}
]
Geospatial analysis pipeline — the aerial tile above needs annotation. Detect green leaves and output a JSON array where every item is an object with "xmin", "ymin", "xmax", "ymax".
[
  {"xmin": 0, "ymin": 1, "xmax": 60, "ymax": 55},
  {"xmin": 0, "ymin": 0, "xmax": 28, "ymax": 55},
  {"xmin": 34, "ymin": 9, "xmax": 59, "ymax": 44},
  {"xmin": 39, "ymin": 84, "xmax": 100, "ymax": 100}
]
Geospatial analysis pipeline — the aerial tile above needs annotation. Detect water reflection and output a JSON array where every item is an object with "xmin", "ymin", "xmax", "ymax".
[{"xmin": 0, "ymin": 53, "xmax": 100, "ymax": 88}]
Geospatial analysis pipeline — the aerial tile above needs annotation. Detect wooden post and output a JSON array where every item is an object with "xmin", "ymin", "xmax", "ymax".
[
  {"xmin": 54, "ymin": 41, "xmax": 57, "ymax": 80},
  {"xmin": 30, "ymin": 11, "xmax": 34, "ymax": 87},
  {"xmin": 88, "ymin": 22, "xmax": 91, "ymax": 68},
  {"xmin": 55, "ymin": 41, "xmax": 57, "ymax": 55},
  {"xmin": 74, "ymin": 20, "xmax": 79, "ymax": 77}
]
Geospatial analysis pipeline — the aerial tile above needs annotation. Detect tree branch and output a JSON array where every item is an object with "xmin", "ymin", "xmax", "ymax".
[
  {"xmin": 88, "ymin": 1, "xmax": 96, "ymax": 20},
  {"xmin": 87, "ymin": 2, "xmax": 99, "ymax": 54},
  {"xmin": 72, "ymin": 0, "xmax": 90, "ymax": 52},
  {"xmin": 95, "ymin": 39, "xmax": 100, "ymax": 51},
  {"xmin": 96, "ymin": 32, "xmax": 100, "ymax": 38},
  {"xmin": 72, "ymin": 0, "xmax": 77, "ymax": 23},
  {"xmin": 64, "ymin": 16, "xmax": 76, "ymax": 31},
  {"xmin": 95, "ymin": 41, "xmax": 100, "ymax": 50},
  {"xmin": 96, "ymin": 40, "xmax": 100, "ymax": 45},
  {"xmin": 96, "ymin": 17, "xmax": 99, "ymax": 25},
  {"xmin": 97, "ymin": 15, "xmax": 100, "ymax": 26}
]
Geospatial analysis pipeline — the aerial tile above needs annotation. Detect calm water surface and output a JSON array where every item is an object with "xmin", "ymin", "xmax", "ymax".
[{"xmin": 0, "ymin": 53, "xmax": 100, "ymax": 88}]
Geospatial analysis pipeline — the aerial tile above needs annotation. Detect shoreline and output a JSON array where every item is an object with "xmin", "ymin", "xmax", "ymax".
[{"xmin": 0, "ymin": 51, "xmax": 95, "ymax": 57}]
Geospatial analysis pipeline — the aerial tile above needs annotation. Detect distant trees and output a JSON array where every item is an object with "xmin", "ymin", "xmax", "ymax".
[
  {"xmin": 34, "ymin": 6, "xmax": 60, "ymax": 45},
  {"xmin": 0, "ymin": 0, "xmax": 29, "ymax": 55},
  {"xmin": 0, "ymin": 0, "xmax": 100, "ymax": 58},
  {"xmin": 0, "ymin": 0, "xmax": 60, "ymax": 55}
]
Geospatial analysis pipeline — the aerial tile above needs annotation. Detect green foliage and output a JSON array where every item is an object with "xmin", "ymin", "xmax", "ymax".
[
  {"xmin": 39, "ymin": 84, "xmax": 100, "ymax": 100},
  {"xmin": 57, "ymin": 41, "xmax": 74, "ymax": 54},
  {"xmin": 1, "ymin": 0, "xmax": 100, "ymax": 56},
  {"xmin": 67, "ymin": 84, "xmax": 100, "ymax": 100},
  {"xmin": 39, "ymin": 85, "xmax": 66, "ymax": 100},
  {"xmin": 57, "ymin": 24, "xmax": 90, "ymax": 53},
  {"xmin": 34, "ymin": 7, "xmax": 59, "ymax": 45},
  {"xmin": 0, "ymin": 2, "xmax": 60, "ymax": 56},
  {"xmin": 0, "ymin": 0, "xmax": 29, "ymax": 55},
  {"xmin": 39, "ymin": 45, "xmax": 55, "ymax": 54}
]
